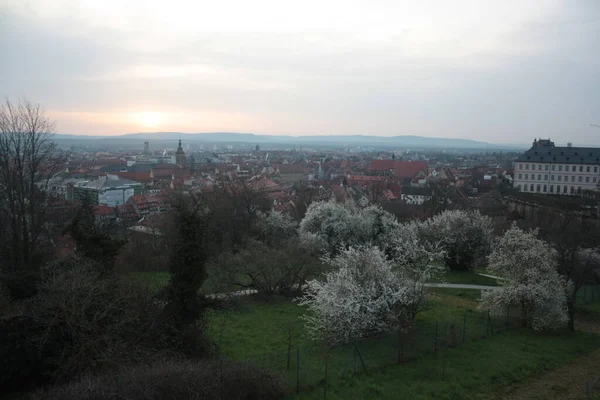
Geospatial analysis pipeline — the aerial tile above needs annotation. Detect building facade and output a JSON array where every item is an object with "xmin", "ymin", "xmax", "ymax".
[
  {"xmin": 71, "ymin": 176, "xmax": 142, "ymax": 206},
  {"xmin": 513, "ymin": 139, "xmax": 600, "ymax": 195}
]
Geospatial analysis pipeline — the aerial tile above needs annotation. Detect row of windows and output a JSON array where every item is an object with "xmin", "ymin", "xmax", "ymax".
[
  {"xmin": 516, "ymin": 174, "xmax": 598, "ymax": 183},
  {"xmin": 517, "ymin": 184, "xmax": 583, "ymax": 194},
  {"xmin": 518, "ymin": 163, "xmax": 599, "ymax": 173}
]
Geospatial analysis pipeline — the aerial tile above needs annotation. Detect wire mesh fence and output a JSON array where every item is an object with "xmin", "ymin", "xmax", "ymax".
[
  {"xmin": 240, "ymin": 307, "xmax": 528, "ymax": 397},
  {"xmin": 576, "ymin": 284, "xmax": 600, "ymax": 305}
]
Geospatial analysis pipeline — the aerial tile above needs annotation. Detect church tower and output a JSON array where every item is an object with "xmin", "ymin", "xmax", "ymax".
[{"xmin": 175, "ymin": 139, "xmax": 186, "ymax": 165}]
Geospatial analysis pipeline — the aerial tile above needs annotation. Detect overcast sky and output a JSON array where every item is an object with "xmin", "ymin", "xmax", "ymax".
[{"xmin": 1, "ymin": 0, "xmax": 599, "ymax": 144}]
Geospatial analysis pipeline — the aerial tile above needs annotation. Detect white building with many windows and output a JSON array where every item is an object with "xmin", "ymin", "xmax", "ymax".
[{"xmin": 513, "ymin": 139, "xmax": 600, "ymax": 195}]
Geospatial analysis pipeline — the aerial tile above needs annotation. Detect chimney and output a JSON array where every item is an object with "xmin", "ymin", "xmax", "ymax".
[{"xmin": 567, "ymin": 142, "xmax": 572, "ymax": 148}]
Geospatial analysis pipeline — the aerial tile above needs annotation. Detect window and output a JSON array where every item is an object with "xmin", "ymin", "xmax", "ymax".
[
  {"xmin": 586, "ymin": 176, "xmax": 590, "ymax": 183},
  {"xmin": 572, "ymin": 176, "xmax": 576, "ymax": 182},
  {"xmin": 594, "ymin": 177, "xmax": 598, "ymax": 183},
  {"xmin": 580, "ymin": 166, "xmax": 583, "ymax": 172},
  {"xmin": 595, "ymin": 166, "xmax": 598, "ymax": 173},
  {"xmin": 564, "ymin": 185, "xmax": 568, "ymax": 193},
  {"xmin": 525, "ymin": 174, "xmax": 528, "ymax": 180},
  {"xmin": 552, "ymin": 165, "xmax": 556, "ymax": 171},
  {"xmin": 544, "ymin": 175, "xmax": 547, "ymax": 180},
  {"xmin": 537, "ymin": 184, "xmax": 541, "ymax": 192},
  {"xmin": 572, "ymin": 166, "xmax": 577, "ymax": 172},
  {"xmin": 517, "ymin": 184, "xmax": 521, "ymax": 191},
  {"xmin": 571, "ymin": 186, "xmax": 575, "ymax": 194},
  {"xmin": 543, "ymin": 185, "xmax": 547, "ymax": 192},
  {"xmin": 538, "ymin": 165, "xmax": 542, "ymax": 170},
  {"xmin": 530, "ymin": 184, "xmax": 534, "ymax": 191},
  {"xmin": 558, "ymin": 175, "xmax": 562, "ymax": 181},
  {"xmin": 551, "ymin": 175, "xmax": 555, "ymax": 181},
  {"xmin": 545, "ymin": 165, "xmax": 549, "ymax": 171},
  {"xmin": 538, "ymin": 174, "xmax": 541, "ymax": 180},
  {"xmin": 550, "ymin": 185, "xmax": 554, "ymax": 193},
  {"xmin": 525, "ymin": 164, "xmax": 529, "ymax": 170},
  {"xmin": 523, "ymin": 185, "xmax": 528, "ymax": 191},
  {"xmin": 557, "ymin": 186, "xmax": 561, "ymax": 194},
  {"xmin": 519, "ymin": 163, "xmax": 523, "ymax": 169},
  {"xmin": 587, "ymin": 166, "xmax": 590, "ymax": 172},
  {"xmin": 518, "ymin": 173, "xmax": 522, "ymax": 179},
  {"xmin": 559, "ymin": 165, "xmax": 563, "ymax": 171},
  {"xmin": 579, "ymin": 176, "xmax": 582, "ymax": 182}
]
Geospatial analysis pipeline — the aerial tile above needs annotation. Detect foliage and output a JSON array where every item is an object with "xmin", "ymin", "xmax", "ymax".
[
  {"xmin": 479, "ymin": 224, "xmax": 568, "ymax": 330},
  {"xmin": 208, "ymin": 239, "xmax": 322, "ymax": 298},
  {"xmin": 298, "ymin": 246, "xmax": 416, "ymax": 344},
  {"xmin": 299, "ymin": 201, "xmax": 358, "ymax": 254},
  {"xmin": 31, "ymin": 359, "xmax": 287, "ymax": 400},
  {"xmin": 0, "ymin": 258, "xmax": 176, "ymax": 393},
  {"xmin": 255, "ymin": 210, "xmax": 298, "ymax": 246},
  {"xmin": 164, "ymin": 195, "xmax": 210, "ymax": 329},
  {"xmin": 419, "ymin": 209, "xmax": 493, "ymax": 271},
  {"xmin": 0, "ymin": 269, "xmax": 40, "ymax": 300},
  {"xmin": 64, "ymin": 199, "xmax": 126, "ymax": 272},
  {"xmin": 299, "ymin": 202, "xmax": 404, "ymax": 255},
  {"xmin": 0, "ymin": 99, "xmax": 64, "ymax": 273}
]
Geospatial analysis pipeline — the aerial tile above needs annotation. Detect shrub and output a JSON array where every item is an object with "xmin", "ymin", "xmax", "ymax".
[
  {"xmin": 0, "ymin": 269, "xmax": 40, "ymax": 300},
  {"xmin": 0, "ymin": 258, "xmax": 202, "ymax": 394},
  {"xmin": 32, "ymin": 359, "xmax": 287, "ymax": 400}
]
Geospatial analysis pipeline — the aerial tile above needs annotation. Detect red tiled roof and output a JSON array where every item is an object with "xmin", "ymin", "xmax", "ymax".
[
  {"xmin": 368, "ymin": 160, "xmax": 428, "ymax": 179},
  {"xmin": 93, "ymin": 205, "xmax": 114, "ymax": 216},
  {"xmin": 115, "ymin": 171, "xmax": 153, "ymax": 183}
]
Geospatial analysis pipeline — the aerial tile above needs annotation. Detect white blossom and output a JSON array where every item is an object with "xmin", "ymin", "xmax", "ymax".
[
  {"xmin": 479, "ymin": 223, "xmax": 568, "ymax": 330},
  {"xmin": 297, "ymin": 246, "xmax": 412, "ymax": 344},
  {"xmin": 419, "ymin": 209, "xmax": 493, "ymax": 271}
]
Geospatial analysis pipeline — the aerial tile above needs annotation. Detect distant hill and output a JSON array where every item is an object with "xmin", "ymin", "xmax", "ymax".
[{"xmin": 54, "ymin": 132, "xmax": 509, "ymax": 149}]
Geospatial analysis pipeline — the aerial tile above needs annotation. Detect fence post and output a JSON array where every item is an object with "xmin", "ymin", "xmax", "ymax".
[
  {"xmin": 434, "ymin": 320, "xmax": 439, "ymax": 351},
  {"xmin": 287, "ymin": 327, "xmax": 292, "ymax": 370},
  {"xmin": 323, "ymin": 354, "xmax": 328, "ymax": 400},
  {"xmin": 462, "ymin": 312, "xmax": 467, "ymax": 344},
  {"xmin": 353, "ymin": 342, "xmax": 357, "ymax": 375},
  {"xmin": 220, "ymin": 358, "xmax": 223, "ymax": 400},
  {"xmin": 296, "ymin": 345, "xmax": 300, "ymax": 394},
  {"xmin": 585, "ymin": 380, "xmax": 591, "ymax": 399}
]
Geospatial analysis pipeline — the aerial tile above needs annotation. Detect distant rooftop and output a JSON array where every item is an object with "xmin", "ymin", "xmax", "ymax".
[{"xmin": 517, "ymin": 138, "xmax": 600, "ymax": 164}]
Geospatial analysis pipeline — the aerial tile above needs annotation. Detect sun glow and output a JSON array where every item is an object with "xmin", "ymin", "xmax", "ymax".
[{"xmin": 136, "ymin": 112, "xmax": 164, "ymax": 128}]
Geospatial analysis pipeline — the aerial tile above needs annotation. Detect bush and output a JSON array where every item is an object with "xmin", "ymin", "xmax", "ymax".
[
  {"xmin": 32, "ymin": 359, "xmax": 287, "ymax": 400},
  {"xmin": 0, "ymin": 269, "xmax": 40, "ymax": 300},
  {"xmin": 0, "ymin": 258, "xmax": 207, "ymax": 394}
]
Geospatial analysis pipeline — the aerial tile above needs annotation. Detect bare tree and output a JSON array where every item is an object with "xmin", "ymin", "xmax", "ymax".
[{"xmin": 0, "ymin": 99, "xmax": 64, "ymax": 273}]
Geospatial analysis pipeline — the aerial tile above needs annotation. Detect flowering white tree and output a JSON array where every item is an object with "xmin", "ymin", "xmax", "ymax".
[
  {"xmin": 393, "ymin": 222, "xmax": 445, "ymax": 318},
  {"xmin": 419, "ymin": 209, "xmax": 493, "ymax": 271},
  {"xmin": 255, "ymin": 210, "xmax": 298, "ymax": 245},
  {"xmin": 479, "ymin": 224, "xmax": 568, "ymax": 330},
  {"xmin": 299, "ymin": 201, "xmax": 359, "ymax": 254},
  {"xmin": 299, "ymin": 202, "xmax": 403, "ymax": 255},
  {"xmin": 298, "ymin": 233, "xmax": 445, "ymax": 344},
  {"xmin": 297, "ymin": 246, "xmax": 411, "ymax": 343}
]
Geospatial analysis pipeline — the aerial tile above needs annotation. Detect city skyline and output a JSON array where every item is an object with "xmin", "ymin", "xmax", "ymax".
[{"xmin": 1, "ymin": 0, "xmax": 599, "ymax": 144}]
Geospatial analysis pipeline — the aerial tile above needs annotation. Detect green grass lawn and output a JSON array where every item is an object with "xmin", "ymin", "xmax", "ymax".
[
  {"xmin": 205, "ymin": 290, "xmax": 600, "ymax": 400},
  {"xmin": 295, "ymin": 330, "xmax": 600, "ymax": 400}
]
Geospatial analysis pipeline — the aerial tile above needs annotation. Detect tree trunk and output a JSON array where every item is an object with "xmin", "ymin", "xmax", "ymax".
[{"xmin": 567, "ymin": 297, "xmax": 575, "ymax": 332}]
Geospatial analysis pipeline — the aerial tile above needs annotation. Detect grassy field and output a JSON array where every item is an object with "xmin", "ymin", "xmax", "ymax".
[
  {"xmin": 295, "ymin": 330, "xmax": 600, "ymax": 400},
  {"xmin": 204, "ymin": 286, "xmax": 600, "ymax": 400},
  {"xmin": 131, "ymin": 270, "xmax": 600, "ymax": 399}
]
